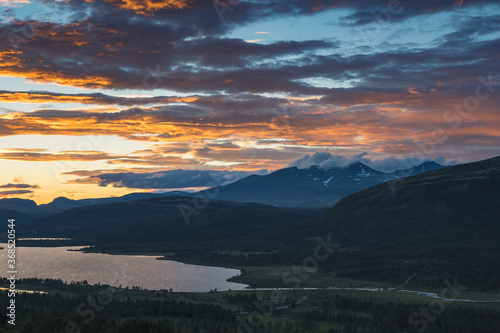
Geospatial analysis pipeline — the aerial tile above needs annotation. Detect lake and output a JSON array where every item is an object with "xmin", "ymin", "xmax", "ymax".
[{"xmin": 0, "ymin": 244, "xmax": 247, "ymax": 292}]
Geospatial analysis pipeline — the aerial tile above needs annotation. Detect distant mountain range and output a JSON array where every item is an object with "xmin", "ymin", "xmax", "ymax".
[
  {"xmin": 277, "ymin": 155, "xmax": 500, "ymax": 288},
  {"xmin": 0, "ymin": 190, "xmax": 192, "ymax": 223},
  {"xmin": 302, "ymin": 155, "xmax": 500, "ymax": 248},
  {"xmin": 199, "ymin": 161, "xmax": 444, "ymax": 207},
  {"xmin": 8, "ymin": 155, "xmax": 500, "ymax": 289},
  {"xmin": 0, "ymin": 161, "xmax": 443, "ymax": 220}
]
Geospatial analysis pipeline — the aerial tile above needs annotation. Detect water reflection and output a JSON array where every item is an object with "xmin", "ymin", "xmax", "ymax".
[{"xmin": 0, "ymin": 244, "xmax": 247, "ymax": 292}]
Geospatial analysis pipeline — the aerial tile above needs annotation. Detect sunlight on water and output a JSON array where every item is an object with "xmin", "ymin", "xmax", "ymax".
[{"xmin": 0, "ymin": 244, "xmax": 247, "ymax": 292}]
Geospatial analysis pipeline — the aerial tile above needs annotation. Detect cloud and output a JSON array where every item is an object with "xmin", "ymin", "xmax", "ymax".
[
  {"xmin": 0, "ymin": 6, "xmax": 498, "ymax": 101},
  {"xmin": 0, "ymin": 83, "xmax": 499, "ymax": 167},
  {"xmin": 53, "ymin": 0, "xmax": 483, "ymax": 26},
  {"xmin": 0, "ymin": 149, "xmax": 130, "ymax": 162},
  {"xmin": 289, "ymin": 152, "xmax": 369, "ymax": 169},
  {"xmin": 99, "ymin": 0, "xmax": 194, "ymax": 14},
  {"xmin": 0, "ymin": 1, "xmax": 499, "ymax": 183},
  {"xmin": 339, "ymin": 0, "xmax": 487, "ymax": 26},
  {"xmin": 0, "ymin": 178, "xmax": 39, "ymax": 198},
  {"xmin": 0, "ymin": 189, "xmax": 34, "ymax": 196},
  {"xmin": 75, "ymin": 169, "xmax": 256, "ymax": 189},
  {"xmin": 0, "ymin": 183, "xmax": 39, "ymax": 189},
  {"xmin": 13, "ymin": 176, "xmax": 25, "ymax": 183},
  {"xmin": 0, "ymin": 12, "xmax": 335, "ymax": 90},
  {"xmin": 62, "ymin": 167, "xmax": 182, "ymax": 177},
  {"xmin": 0, "ymin": 91, "xmax": 200, "ymax": 106},
  {"xmin": 0, "ymin": 0, "xmax": 29, "ymax": 7},
  {"xmin": 289, "ymin": 152, "xmax": 450, "ymax": 172}
]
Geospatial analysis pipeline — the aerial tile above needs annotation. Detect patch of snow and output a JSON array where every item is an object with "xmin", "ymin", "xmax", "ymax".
[
  {"xmin": 323, "ymin": 176, "xmax": 334, "ymax": 186},
  {"xmin": 358, "ymin": 165, "xmax": 372, "ymax": 177}
]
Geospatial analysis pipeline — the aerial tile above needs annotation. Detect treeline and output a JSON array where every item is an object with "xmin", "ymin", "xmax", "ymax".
[
  {"xmin": 0, "ymin": 280, "xmax": 499, "ymax": 333},
  {"xmin": 0, "ymin": 284, "xmax": 236, "ymax": 333},
  {"xmin": 163, "ymin": 241, "xmax": 500, "ymax": 290},
  {"xmin": 298, "ymin": 296, "xmax": 500, "ymax": 333}
]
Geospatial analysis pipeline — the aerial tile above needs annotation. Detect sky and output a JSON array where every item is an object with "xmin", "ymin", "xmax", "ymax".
[{"xmin": 0, "ymin": 0, "xmax": 499, "ymax": 204}]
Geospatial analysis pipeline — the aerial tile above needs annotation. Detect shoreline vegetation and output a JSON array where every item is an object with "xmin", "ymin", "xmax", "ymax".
[
  {"xmin": 11, "ymin": 240, "xmax": 500, "ymax": 294},
  {"xmin": 5, "ymin": 242, "xmax": 500, "ymax": 301}
]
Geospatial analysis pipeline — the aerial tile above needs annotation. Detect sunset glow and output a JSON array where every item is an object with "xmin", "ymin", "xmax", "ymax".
[{"xmin": 1, "ymin": 0, "xmax": 499, "ymax": 203}]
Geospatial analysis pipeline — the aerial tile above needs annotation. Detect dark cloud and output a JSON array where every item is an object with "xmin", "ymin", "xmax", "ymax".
[
  {"xmin": 1, "ymin": 0, "xmax": 497, "ymax": 95},
  {"xmin": 0, "ymin": 189, "xmax": 34, "ymax": 196},
  {"xmin": 82, "ymin": 169, "xmax": 256, "ymax": 189},
  {"xmin": 0, "ymin": 183, "xmax": 39, "ymax": 189},
  {"xmin": 339, "ymin": 0, "xmax": 493, "ymax": 26},
  {"xmin": 289, "ymin": 152, "xmax": 369, "ymax": 169},
  {"xmin": 175, "ymin": 38, "xmax": 336, "ymax": 68},
  {"xmin": 0, "ymin": 1, "xmax": 497, "ymax": 108},
  {"xmin": 45, "ymin": 0, "xmax": 488, "ymax": 30},
  {"xmin": 289, "ymin": 152, "xmax": 449, "ymax": 172},
  {"xmin": 0, "ymin": 12, "xmax": 335, "ymax": 90}
]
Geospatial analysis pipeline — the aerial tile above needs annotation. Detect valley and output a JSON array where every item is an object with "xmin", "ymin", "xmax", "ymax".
[{"xmin": 1, "ymin": 156, "xmax": 499, "ymax": 332}]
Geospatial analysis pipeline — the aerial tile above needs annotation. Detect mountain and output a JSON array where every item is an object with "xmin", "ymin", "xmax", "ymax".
[
  {"xmin": 24, "ymin": 197, "xmax": 320, "ymax": 246},
  {"xmin": 0, "ymin": 193, "xmax": 172, "ymax": 219},
  {"xmin": 0, "ymin": 198, "xmax": 45, "ymax": 217},
  {"xmin": 5, "ymin": 161, "xmax": 443, "ymax": 221},
  {"xmin": 288, "ymin": 155, "xmax": 500, "ymax": 288},
  {"xmin": 386, "ymin": 160, "xmax": 444, "ymax": 179},
  {"xmin": 40, "ymin": 190, "xmax": 194, "ymax": 214},
  {"xmin": 310, "ymin": 156, "xmax": 499, "ymax": 243},
  {"xmin": 0, "ymin": 198, "xmax": 38, "ymax": 210},
  {"xmin": 0, "ymin": 209, "xmax": 33, "ymax": 225},
  {"xmin": 18, "ymin": 156, "xmax": 499, "ymax": 289},
  {"xmin": 198, "ymin": 161, "xmax": 444, "ymax": 208}
]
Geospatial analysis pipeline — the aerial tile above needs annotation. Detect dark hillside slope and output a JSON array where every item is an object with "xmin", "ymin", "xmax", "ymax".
[
  {"xmin": 311, "ymin": 155, "xmax": 500, "ymax": 248},
  {"xmin": 297, "ymin": 155, "xmax": 500, "ymax": 288},
  {"xmin": 25, "ymin": 197, "xmax": 319, "ymax": 246}
]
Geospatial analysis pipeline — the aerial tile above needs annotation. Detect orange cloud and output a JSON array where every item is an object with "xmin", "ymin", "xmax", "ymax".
[
  {"xmin": 0, "ymin": 92, "xmax": 499, "ymax": 173},
  {"xmin": 408, "ymin": 87, "xmax": 420, "ymax": 95},
  {"xmin": 62, "ymin": 166, "xmax": 184, "ymax": 177},
  {"xmin": 97, "ymin": 0, "xmax": 194, "ymax": 14},
  {"xmin": 13, "ymin": 176, "xmax": 25, "ymax": 183},
  {"xmin": 0, "ymin": 91, "xmax": 199, "ymax": 106},
  {"xmin": 0, "ymin": 0, "xmax": 30, "ymax": 5},
  {"xmin": 0, "ymin": 149, "xmax": 129, "ymax": 162}
]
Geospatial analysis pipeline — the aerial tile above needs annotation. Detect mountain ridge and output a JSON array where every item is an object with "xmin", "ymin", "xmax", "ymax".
[
  {"xmin": 0, "ymin": 160, "xmax": 444, "ymax": 216},
  {"xmin": 23, "ymin": 196, "xmax": 321, "ymax": 245},
  {"xmin": 198, "ymin": 160, "xmax": 444, "ymax": 207},
  {"xmin": 275, "ymin": 155, "xmax": 500, "ymax": 288}
]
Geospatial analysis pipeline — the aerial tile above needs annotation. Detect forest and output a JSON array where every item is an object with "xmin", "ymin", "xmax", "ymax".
[{"xmin": 0, "ymin": 278, "xmax": 498, "ymax": 333}]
